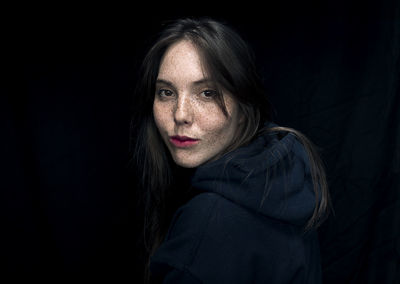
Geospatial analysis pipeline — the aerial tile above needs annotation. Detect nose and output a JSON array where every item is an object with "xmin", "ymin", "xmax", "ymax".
[{"xmin": 173, "ymin": 94, "xmax": 193, "ymax": 125}]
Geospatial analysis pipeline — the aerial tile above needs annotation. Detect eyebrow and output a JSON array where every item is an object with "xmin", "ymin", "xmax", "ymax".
[{"xmin": 156, "ymin": 78, "xmax": 215, "ymax": 87}]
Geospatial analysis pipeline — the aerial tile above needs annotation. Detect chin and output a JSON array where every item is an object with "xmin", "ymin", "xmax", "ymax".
[{"xmin": 172, "ymin": 156, "xmax": 204, "ymax": 168}]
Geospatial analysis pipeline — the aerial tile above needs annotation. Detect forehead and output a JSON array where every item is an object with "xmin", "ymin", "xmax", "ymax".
[{"xmin": 158, "ymin": 40, "xmax": 208, "ymax": 82}]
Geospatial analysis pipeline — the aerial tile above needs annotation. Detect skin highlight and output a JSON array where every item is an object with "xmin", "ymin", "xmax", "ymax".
[{"xmin": 153, "ymin": 40, "xmax": 243, "ymax": 168}]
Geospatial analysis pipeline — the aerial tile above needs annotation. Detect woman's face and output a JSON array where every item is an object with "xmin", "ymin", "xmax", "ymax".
[{"xmin": 153, "ymin": 40, "xmax": 243, "ymax": 168}]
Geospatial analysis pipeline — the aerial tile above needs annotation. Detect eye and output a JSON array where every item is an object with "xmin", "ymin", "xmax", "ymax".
[
  {"xmin": 157, "ymin": 89, "xmax": 174, "ymax": 97},
  {"xmin": 200, "ymin": 90, "xmax": 217, "ymax": 99}
]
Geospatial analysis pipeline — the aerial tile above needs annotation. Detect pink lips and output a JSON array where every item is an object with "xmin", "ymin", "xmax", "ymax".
[{"xmin": 170, "ymin": 135, "xmax": 199, "ymax": 147}]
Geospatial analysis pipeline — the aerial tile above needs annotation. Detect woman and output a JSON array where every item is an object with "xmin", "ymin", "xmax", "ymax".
[{"xmin": 131, "ymin": 17, "xmax": 331, "ymax": 284}]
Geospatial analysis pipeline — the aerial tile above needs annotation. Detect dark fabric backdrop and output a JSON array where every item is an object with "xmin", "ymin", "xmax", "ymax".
[{"xmin": 2, "ymin": 2, "xmax": 399, "ymax": 283}]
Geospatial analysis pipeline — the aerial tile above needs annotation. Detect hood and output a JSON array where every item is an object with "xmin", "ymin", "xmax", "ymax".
[{"xmin": 191, "ymin": 121, "xmax": 317, "ymax": 226}]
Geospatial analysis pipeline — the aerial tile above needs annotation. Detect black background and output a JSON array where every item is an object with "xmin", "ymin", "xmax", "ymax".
[{"xmin": 2, "ymin": 1, "xmax": 400, "ymax": 283}]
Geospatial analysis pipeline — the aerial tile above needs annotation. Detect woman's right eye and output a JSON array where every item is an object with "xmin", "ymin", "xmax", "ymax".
[{"xmin": 157, "ymin": 89, "xmax": 173, "ymax": 97}]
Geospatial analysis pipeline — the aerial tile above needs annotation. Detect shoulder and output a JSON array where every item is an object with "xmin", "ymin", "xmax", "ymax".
[
  {"xmin": 161, "ymin": 192, "xmax": 220, "ymax": 245},
  {"xmin": 151, "ymin": 192, "xmax": 322, "ymax": 283},
  {"xmin": 150, "ymin": 193, "xmax": 221, "ymax": 272}
]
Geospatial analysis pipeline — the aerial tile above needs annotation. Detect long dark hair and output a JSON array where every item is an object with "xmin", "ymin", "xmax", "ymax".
[{"xmin": 130, "ymin": 17, "xmax": 332, "ymax": 283}]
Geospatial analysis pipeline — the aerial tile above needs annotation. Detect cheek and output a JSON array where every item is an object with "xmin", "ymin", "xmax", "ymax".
[
  {"xmin": 153, "ymin": 102, "xmax": 169, "ymax": 130},
  {"xmin": 198, "ymin": 107, "xmax": 233, "ymax": 139},
  {"xmin": 202, "ymin": 103, "xmax": 240, "ymax": 144}
]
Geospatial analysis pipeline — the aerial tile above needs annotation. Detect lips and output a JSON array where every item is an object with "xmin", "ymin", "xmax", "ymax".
[{"xmin": 169, "ymin": 135, "xmax": 199, "ymax": 147}]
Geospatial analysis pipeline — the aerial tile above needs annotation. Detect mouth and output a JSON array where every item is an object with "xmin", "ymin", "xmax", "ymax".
[{"xmin": 169, "ymin": 135, "xmax": 200, "ymax": 147}]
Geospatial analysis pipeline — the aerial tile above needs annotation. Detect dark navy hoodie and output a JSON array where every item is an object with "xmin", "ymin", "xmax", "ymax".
[{"xmin": 150, "ymin": 121, "xmax": 322, "ymax": 283}]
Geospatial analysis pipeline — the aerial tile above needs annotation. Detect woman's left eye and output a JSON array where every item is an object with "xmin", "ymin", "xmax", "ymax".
[{"xmin": 200, "ymin": 90, "xmax": 217, "ymax": 99}]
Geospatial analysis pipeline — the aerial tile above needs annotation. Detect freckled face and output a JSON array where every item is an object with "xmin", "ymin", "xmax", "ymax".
[{"xmin": 153, "ymin": 40, "xmax": 242, "ymax": 168}]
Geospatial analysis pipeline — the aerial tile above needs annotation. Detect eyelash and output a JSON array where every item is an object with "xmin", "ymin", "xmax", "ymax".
[{"xmin": 156, "ymin": 89, "xmax": 217, "ymax": 99}]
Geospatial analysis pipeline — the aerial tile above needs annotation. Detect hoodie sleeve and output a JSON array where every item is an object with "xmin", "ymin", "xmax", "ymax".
[{"xmin": 150, "ymin": 192, "xmax": 322, "ymax": 284}]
